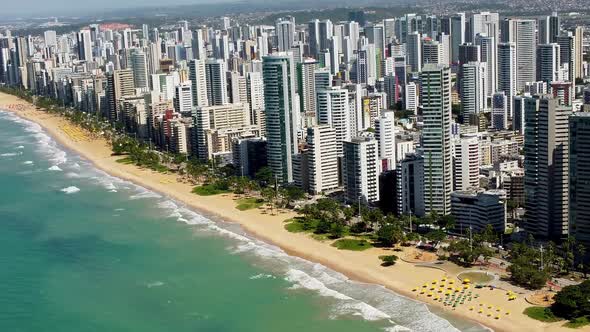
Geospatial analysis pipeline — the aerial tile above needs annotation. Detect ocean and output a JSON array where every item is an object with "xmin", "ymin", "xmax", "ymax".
[{"xmin": 0, "ymin": 110, "xmax": 489, "ymax": 332}]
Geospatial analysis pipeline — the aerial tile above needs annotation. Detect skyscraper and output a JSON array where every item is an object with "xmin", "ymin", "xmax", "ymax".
[
  {"xmin": 453, "ymin": 135, "xmax": 480, "ymax": 191},
  {"xmin": 306, "ymin": 125, "xmax": 339, "ymax": 195},
  {"xmin": 174, "ymin": 82, "xmax": 193, "ymax": 115},
  {"xmin": 420, "ymin": 64, "xmax": 453, "ymax": 215},
  {"xmin": 461, "ymin": 61, "xmax": 487, "ymax": 115},
  {"xmin": 342, "ymin": 136, "xmax": 380, "ymax": 203},
  {"xmin": 318, "ymin": 20, "xmax": 333, "ymax": 52},
  {"xmin": 44, "ymin": 30, "xmax": 57, "ymax": 48},
  {"xmin": 406, "ymin": 32, "xmax": 422, "ymax": 72},
  {"xmin": 538, "ymin": 12, "xmax": 560, "ymax": 44},
  {"xmin": 475, "ymin": 33, "xmax": 496, "ymax": 98},
  {"xmin": 76, "ymin": 30, "xmax": 93, "ymax": 62},
  {"xmin": 308, "ymin": 19, "xmax": 320, "ymax": 57},
  {"xmin": 497, "ymin": 42, "xmax": 517, "ymax": 117},
  {"xmin": 130, "ymin": 49, "xmax": 148, "ymax": 89},
  {"xmin": 276, "ymin": 19, "xmax": 295, "ymax": 52},
  {"xmin": 569, "ymin": 113, "xmax": 590, "ymax": 247},
  {"xmin": 450, "ymin": 13, "xmax": 466, "ymax": 63},
  {"xmin": 263, "ymin": 53, "xmax": 299, "ymax": 183},
  {"xmin": 470, "ymin": 12, "xmax": 499, "ymax": 43},
  {"xmin": 188, "ymin": 59, "xmax": 209, "ymax": 107},
  {"xmin": 524, "ymin": 96, "xmax": 571, "ymax": 240},
  {"xmin": 491, "ymin": 91, "xmax": 508, "ymax": 130},
  {"xmin": 205, "ymin": 59, "xmax": 228, "ymax": 106},
  {"xmin": 537, "ymin": 43, "xmax": 561, "ymax": 84},
  {"xmin": 504, "ymin": 19, "xmax": 537, "ymax": 91},
  {"xmin": 396, "ymin": 153, "xmax": 425, "ymax": 216},
  {"xmin": 316, "ymin": 86, "xmax": 351, "ymax": 157},
  {"xmin": 422, "ymin": 38, "xmax": 444, "ymax": 65},
  {"xmin": 374, "ymin": 111, "xmax": 396, "ymax": 171},
  {"xmin": 246, "ymin": 72, "xmax": 265, "ymax": 133},
  {"xmin": 106, "ymin": 69, "xmax": 135, "ymax": 121}
]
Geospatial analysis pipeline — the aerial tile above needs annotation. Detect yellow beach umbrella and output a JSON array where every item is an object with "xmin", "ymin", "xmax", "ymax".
[
  {"xmin": 495, "ymin": 315, "xmax": 501, "ymax": 320},
  {"xmin": 469, "ymin": 306, "xmax": 474, "ymax": 311},
  {"xmin": 478, "ymin": 308, "xmax": 483, "ymax": 313},
  {"xmin": 506, "ymin": 311, "xmax": 510, "ymax": 315},
  {"xmin": 463, "ymin": 278, "xmax": 471, "ymax": 284},
  {"xmin": 449, "ymin": 280, "xmax": 455, "ymax": 284},
  {"xmin": 432, "ymin": 280, "xmax": 437, "ymax": 284},
  {"xmin": 412, "ymin": 288, "xmax": 417, "ymax": 292},
  {"xmin": 428, "ymin": 292, "xmax": 433, "ymax": 297}
]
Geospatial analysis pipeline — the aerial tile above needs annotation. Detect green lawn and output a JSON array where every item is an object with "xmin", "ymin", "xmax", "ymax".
[
  {"xmin": 236, "ymin": 197, "xmax": 264, "ymax": 211},
  {"xmin": 284, "ymin": 217, "xmax": 318, "ymax": 233},
  {"xmin": 523, "ymin": 307, "xmax": 561, "ymax": 323},
  {"xmin": 116, "ymin": 157, "xmax": 134, "ymax": 164},
  {"xmin": 192, "ymin": 184, "xmax": 231, "ymax": 196},
  {"xmin": 331, "ymin": 238, "xmax": 373, "ymax": 251},
  {"xmin": 564, "ymin": 317, "xmax": 590, "ymax": 329},
  {"xmin": 116, "ymin": 157, "xmax": 168, "ymax": 173}
]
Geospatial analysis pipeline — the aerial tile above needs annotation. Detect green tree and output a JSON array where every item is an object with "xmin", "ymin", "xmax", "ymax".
[
  {"xmin": 377, "ymin": 223, "xmax": 404, "ymax": 247},
  {"xmin": 280, "ymin": 185, "xmax": 305, "ymax": 207},
  {"xmin": 255, "ymin": 167, "xmax": 274, "ymax": 186},
  {"xmin": 507, "ymin": 243, "xmax": 550, "ymax": 289},
  {"xmin": 552, "ymin": 280, "xmax": 590, "ymax": 320},
  {"xmin": 379, "ymin": 255, "xmax": 399, "ymax": 267},
  {"xmin": 576, "ymin": 244, "xmax": 586, "ymax": 275},
  {"xmin": 437, "ymin": 215, "xmax": 455, "ymax": 230},
  {"xmin": 330, "ymin": 222, "xmax": 345, "ymax": 239},
  {"xmin": 425, "ymin": 229, "xmax": 446, "ymax": 242},
  {"xmin": 564, "ymin": 236, "xmax": 576, "ymax": 273}
]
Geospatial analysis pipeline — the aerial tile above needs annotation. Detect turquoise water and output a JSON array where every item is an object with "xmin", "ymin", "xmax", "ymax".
[{"xmin": 0, "ymin": 110, "xmax": 487, "ymax": 332}]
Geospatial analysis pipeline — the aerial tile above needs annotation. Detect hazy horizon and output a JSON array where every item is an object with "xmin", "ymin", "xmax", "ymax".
[{"xmin": 1, "ymin": 0, "xmax": 239, "ymax": 17}]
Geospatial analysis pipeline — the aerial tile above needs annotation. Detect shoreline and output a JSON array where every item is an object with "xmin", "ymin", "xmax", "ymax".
[{"xmin": 0, "ymin": 92, "xmax": 575, "ymax": 332}]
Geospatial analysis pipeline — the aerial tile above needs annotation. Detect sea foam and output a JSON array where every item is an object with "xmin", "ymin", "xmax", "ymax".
[
  {"xmin": 1, "ymin": 152, "xmax": 20, "ymax": 157},
  {"xmin": 60, "ymin": 186, "xmax": 80, "ymax": 194}
]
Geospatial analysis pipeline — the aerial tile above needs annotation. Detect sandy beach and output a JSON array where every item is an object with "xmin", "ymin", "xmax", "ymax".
[{"xmin": 0, "ymin": 92, "xmax": 583, "ymax": 332}]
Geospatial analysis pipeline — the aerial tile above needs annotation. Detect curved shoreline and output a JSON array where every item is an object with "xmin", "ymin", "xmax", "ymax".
[{"xmin": 0, "ymin": 92, "xmax": 574, "ymax": 332}]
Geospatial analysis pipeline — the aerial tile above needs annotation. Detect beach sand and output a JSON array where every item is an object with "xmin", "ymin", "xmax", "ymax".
[{"xmin": 0, "ymin": 92, "xmax": 583, "ymax": 332}]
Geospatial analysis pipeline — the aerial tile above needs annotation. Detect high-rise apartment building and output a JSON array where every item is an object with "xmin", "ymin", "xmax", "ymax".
[
  {"xmin": 188, "ymin": 59, "xmax": 209, "ymax": 107},
  {"xmin": 524, "ymin": 96, "xmax": 571, "ymax": 240},
  {"xmin": 205, "ymin": 59, "xmax": 228, "ymax": 106},
  {"xmin": 263, "ymin": 53, "xmax": 299, "ymax": 183},
  {"xmin": 306, "ymin": 125, "xmax": 339, "ymax": 195},
  {"xmin": 76, "ymin": 30, "xmax": 93, "ymax": 62},
  {"xmin": 316, "ymin": 86, "xmax": 351, "ymax": 157},
  {"xmin": 570, "ymin": 113, "xmax": 590, "ymax": 247},
  {"xmin": 453, "ymin": 135, "xmax": 480, "ymax": 191},
  {"xmin": 342, "ymin": 136, "xmax": 380, "ymax": 203},
  {"xmin": 421, "ymin": 64, "xmax": 453, "ymax": 215},
  {"xmin": 497, "ymin": 42, "xmax": 517, "ymax": 117}
]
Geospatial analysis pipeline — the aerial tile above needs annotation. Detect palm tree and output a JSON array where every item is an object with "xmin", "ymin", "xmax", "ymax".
[{"xmin": 576, "ymin": 243, "xmax": 586, "ymax": 276}]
